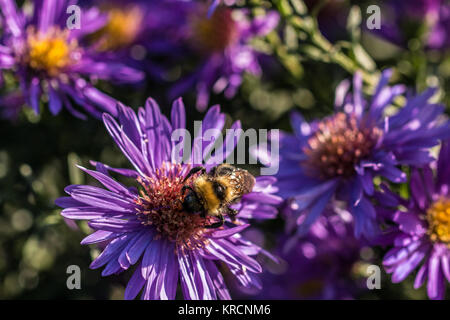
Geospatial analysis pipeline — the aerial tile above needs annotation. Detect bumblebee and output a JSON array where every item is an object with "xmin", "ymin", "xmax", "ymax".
[{"xmin": 182, "ymin": 164, "xmax": 256, "ymax": 228}]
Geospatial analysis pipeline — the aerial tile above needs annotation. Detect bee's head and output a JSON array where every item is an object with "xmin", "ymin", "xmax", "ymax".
[{"xmin": 182, "ymin": 189, "xmax": 203, "ymax": 214}]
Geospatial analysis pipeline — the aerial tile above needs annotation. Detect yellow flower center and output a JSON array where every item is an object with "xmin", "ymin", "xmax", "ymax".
[
  {"xmin": 427, "ymin": 197, "xmax": 450, "ymax": 244},
  {"xmin": 26, "ymin": 28, "xmax": 77, "ymax": 75},
  {"xmin": 94, "ymin": 6, "xmax": 143, "ymax": 51},
  {"xmin": 191, "ymin": 7, "xmax": 238, "ymax": 53}
]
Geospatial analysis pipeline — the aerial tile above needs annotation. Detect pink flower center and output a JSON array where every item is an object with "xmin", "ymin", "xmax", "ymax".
[
  {"xmin": 303, "ymin": 112, "xmax": 382, "ymax": 179},
  {"xmin": 134, "ymin": 163, "xmax": 212, "ymax": 249}
]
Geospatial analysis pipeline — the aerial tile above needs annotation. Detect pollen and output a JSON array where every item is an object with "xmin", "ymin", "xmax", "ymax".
[
  {"xmin": 135, "ymin": 163, "xmax": 213, "ymax": 250},
  {"xmin": 26, "ymin": 27, "xmax": 78, "ymax": 76},
  {"xmin": 302, "ymin": 112, "xmax": 382, "ymax": 179},
  {"xmin": 191, "ymin": 7, "xmax": 238, "ymax": 53},
  {"xmin": 94, "ymin": 6, "xmax": 143, "ymax": 51},
  {"xmin": 427, "ymin": 197, "xmax": 450, "ymax": 245}
]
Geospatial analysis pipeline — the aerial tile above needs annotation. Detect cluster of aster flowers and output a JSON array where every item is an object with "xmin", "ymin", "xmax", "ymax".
[
  {"xmin": 0, "ymin": 0, "xmax": 144, "ymax": 119},
  {"xmin": 170, "ymin": 2, "xmax": 279, "ymax": 111},
  {"xmin": 252, "ymin": 68, "xmax": 450, "ymax": 299},
  {"xmin": 0, "ymin": 0, "xmax": 279, "ymax": 119},
  {"xmin": 1, "ymin": 0, "xmax": 446, "ymax": 301}
]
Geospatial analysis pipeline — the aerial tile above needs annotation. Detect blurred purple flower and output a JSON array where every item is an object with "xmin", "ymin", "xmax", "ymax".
[
  {"xmin": 81, "ymin": 0, "xmax": 188, "ymax": 81},
  {"xmin": 304, "ymin": 0, "xmax": 349, "ymax": 42},
  {"xmin": 253, "ymin": 69, "xmax": 450, "ymax": 239},
  {"xmin": 56, "ymin": 97, "xmax": 281, "ymax": 300},
  {"xmin": 253, "ymin": 206, "xmax": 363, "ymax": 299},
  {"xmin": 371, "ymin": 0, "xmax": 450, "ymax": 49},
  {"xmin": 0, "ymin": 0, "xmax": 144, "ymax": 119},
  {"xmin": 170, "ymin": 4, "xmax": 279, "ymax": 111},
  {"xmin": 380, "ymin": 141, "xmax": 450, "ymax": 300}
]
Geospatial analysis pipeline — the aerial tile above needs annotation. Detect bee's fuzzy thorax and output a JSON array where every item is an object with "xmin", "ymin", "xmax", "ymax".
[{"xmin": 193, "ymin": 176, "xmax": 221, "ymax": 215}]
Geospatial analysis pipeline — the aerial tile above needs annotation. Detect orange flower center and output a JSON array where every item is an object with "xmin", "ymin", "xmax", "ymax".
[
  {"xmin": 427, "ymin": 197, "xmax": 450, "ymax": 244},
  {"xmin": 191, "ymin": 7, "xmax": 238, "ymax": 53},
  {"xmin": 26, "ymin": 27, "xmax": 78, "ymax": 75},
  {"xmin": 94, "ymin": 6, "xmax": 143, "ymax": 51}
]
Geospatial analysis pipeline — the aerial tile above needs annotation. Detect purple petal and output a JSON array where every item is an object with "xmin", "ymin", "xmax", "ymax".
[
  {"xmin": 68, "ymin": 185, "xmax": 135, "ymax": 212},
  {"xmin": 77, "ymin": 165, "xmax": 132, "ymax": 196},
  {"xmin": 393, "ymin": 210, "xmax": 427, "ymax": 236},
  {"xmin": 88, "ymin": 218, "xmax": 141, "ymax": 233},
  {"xmin": 126, "ymin": 231, "xmax": 153, "ymax": 265},
  {"xmin": 210, "ymin": 224, "xmax": 249, "ymax": 238},
  {"xmin": 48, "ymin": 85, "xmax": 62, "ymax": 115},
  {"xmin": 90, "ymin": 233, "xmax": 132, "ymax": 269},
  {"xmin": 80, "ymin": 230, "xmax": 117, "ymax": 245},
  {"xmin": 178, "ymin": 249, "xmax": 199, "ymax": 300},
  {"xmin": 427, "ymin": 255, "xmax": 445, "ymax": 300},
  {"xmin": 414, "ymin": 263, "xmax": 428, "ymax": 289},
  {"xmin": 124, "ymin": 263, "xmax": 146, "ymax": 300},
  {"xmin": 204, "ymin": 259, "xmax": 231, "ymax": 300}
]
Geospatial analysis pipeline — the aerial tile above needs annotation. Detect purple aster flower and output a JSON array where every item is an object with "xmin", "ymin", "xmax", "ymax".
[
  {"xmin": 170, "ymin": 3, "xmax": 279, "ymax": 111},
  {"xmin": 55, "ymin": 97, "xmax": 281, "ymax": 300},
  {"xmin": 380, "ymin": 141, "xmax": 450, "ymax": 300},
  {"xmin": 371, "ymin": 0, "xmax": 450, "ymax": 49},
  {"xmin": 0, "ymin": 0, "xmax": 144, "ymax": 119},
  {"xmin": 253, "ymin": 69, "xmax": 450, "ymax": 240},
  {"xmin": 250, "ymin": 206, "xmax": 363, "ymax": 299},
  {"xmin": 81, "ymin": 0, "xmax": 187, "ymax": 81}
]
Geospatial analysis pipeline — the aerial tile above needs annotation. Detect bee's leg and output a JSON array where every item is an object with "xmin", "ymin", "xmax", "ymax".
[
  {"xmin": 205, "ymin": 214, "xmax": 224, "ymax": 229},
  {"xmin": 227, "ymin": 207, "xmax": 238, "ymax": 222},
  {"xmin": 183, "ymin": 166, "xmax": 206, "ymax": 182}
]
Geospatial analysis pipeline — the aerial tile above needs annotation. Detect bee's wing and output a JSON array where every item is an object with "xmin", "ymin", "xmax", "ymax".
[
  {"xmin": 227, "ymin": 169, "xmax": 256, "ymax": 202},
  {"xmin": 236, "ymin": 169, "xmax": 256, "ymax": 195}
]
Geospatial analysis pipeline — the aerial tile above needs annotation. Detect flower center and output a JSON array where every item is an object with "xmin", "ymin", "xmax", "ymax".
[
  {"xmin": 191, "ymin": 7, "xmax": 238, "ymax": 53},
  {"xmin": 26, "ymin": 27, "xmax": 78, "ymax": 75},
  {"xmin": 427, "ymin": 197, "xmax": 450, "ymax": 244},
  {"xmin": 95, "ymin": 6, "xmax": 143, "ymax": 51},
  {"xmin": 302, "ymin": 113, "xmax": 382, "ymax": 179},
  {"xmin": 134, "ymin": 163, "xmax": 212, "ymax": 249}
]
